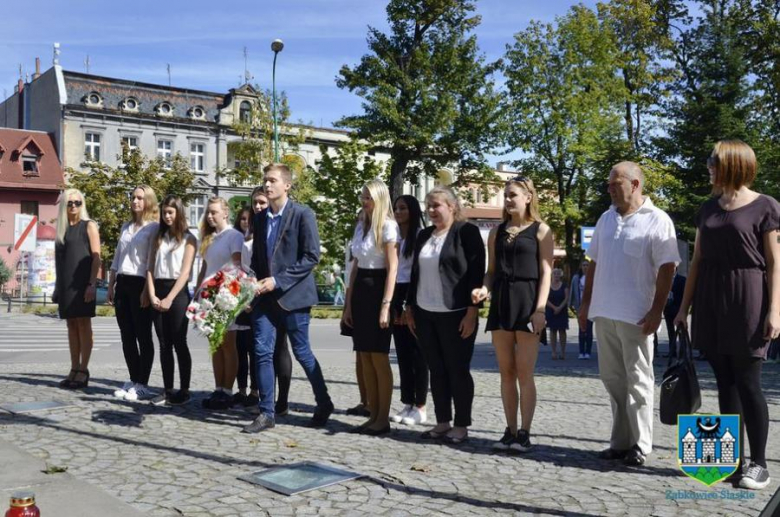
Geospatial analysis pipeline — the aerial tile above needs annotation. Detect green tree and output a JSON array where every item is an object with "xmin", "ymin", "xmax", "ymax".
[
  {"xmin": 0, "ymin": 257, "xmax": 11, "ymax": 293},
  {"xmin": 66, "ymin": 149, "xmax": 197, "ymax": 264},
  {"xmin": 310, "ymin": 140, "xmax": 386, "ymax": 267},
  {"xmin": 336, "ymin": 0, "xmax": 502, "ymax": 200}
]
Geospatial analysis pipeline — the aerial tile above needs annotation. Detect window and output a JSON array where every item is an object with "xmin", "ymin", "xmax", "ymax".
[
  {"xmin": 84, "ymin": 92, "xmax": 103, "ymax": 107},
  {"xmin": 190, "ymin": 106, "xmax": 206, "ymax": 120},
  {"xmin": 22, "ymin": 154, "xmax": 39, "ymax": 174},
  {"xmin": 188, "ymin": 195, "xmax": 207, "ymax": 227},
  {"xmin": 121, "ymin": 97, "xmax": 139, "ymax": 112},
  {"xmin": 156, "ymin": 102, "xmax": 174, "ymax": 117},
  {"xmin": 21, "ymin": 201, "xmax": 39, "ymax": 218},
  {"xmin": 239, "ymin": 101, "xmax": 252, "ymax": 123},
  {"xmin": 190, "ymin": 143, "xmax": 205, "ymax": 172},
  {"xmin": 85, "ymin": 132, "xmax": 101, "ymax": 161},
  {"xmin": 157, "ymin": 139, "xmax": 173, "ymax": 168},
  {"xmin": 121, "ymin": 136, "xmax": 138, "ymax": 151}
]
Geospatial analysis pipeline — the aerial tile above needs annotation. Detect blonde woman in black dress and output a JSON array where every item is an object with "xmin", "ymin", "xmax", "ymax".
[
  {"xmin": 473, "ymin": 176, "xmax": 554, "ymax": 452},
  {"xmin": 55, "ymin": 189, "xmax": 101, "ymax": 389}
]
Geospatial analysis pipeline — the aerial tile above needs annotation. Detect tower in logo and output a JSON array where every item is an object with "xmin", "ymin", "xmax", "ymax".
[{"xmin": 678, "ymin": 414, "xmax": 740, "ymax": 486}]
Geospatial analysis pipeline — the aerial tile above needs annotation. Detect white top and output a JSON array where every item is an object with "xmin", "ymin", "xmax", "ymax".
[
  {"xmin": 396, "ymin": 235, "xmax": 415, "ymax": 284},
  {"xmin": 415, "ymin": 232, "xmax": 456, "ymax": 313},
  {"xmin": 586, "ymin": 197, "xmax": 681, "ymax": 326},
  {"xmin": 241, "ymin": 239, "xmax": 254, "ymax": 276},
  {"xmin": 154, "ymin": 233, "xmax": 196, "ymax": 280},
  {"xmin": 350, "ymin": 219, "xmax": 400, "ymax": 269},
  {"xmin": 111, "ymin": 221, "xmax": 159, "ymax": 277},
  {"xmin": 203, "ymin": 227, "xmax": 244, "ymax": 278}
]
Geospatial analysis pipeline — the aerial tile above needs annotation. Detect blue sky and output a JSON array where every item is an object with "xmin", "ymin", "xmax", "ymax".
[{"xmin": 2, "ymin": 0, "xmax": 598, "ymax": 165}]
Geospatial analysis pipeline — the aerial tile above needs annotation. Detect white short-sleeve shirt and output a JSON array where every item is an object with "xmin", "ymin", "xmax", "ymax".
[
  {"xmin": 586, "ymin": 197, "xmax": 681, "ymax": 326},
  {"xmin": 350, "ymin": 219, "xmax": 400, "ymax": 269},
  {"xmin": 111, "ymin": 221, "xmax": 159, "ymax": 277},
  {"xmin": 203, "ymin": 227, "xmax": 244, "ymax": 278},
  {"xmin": 415, "ymin": 232, "xmax": 456, "ymax": 313},
  {"xmin": 154, "ymin": 233, "xmax": 196, "ymax": 280},
  {"xmin": 241, "ymin": 239, "xmax": 254, "ymax": 276}
]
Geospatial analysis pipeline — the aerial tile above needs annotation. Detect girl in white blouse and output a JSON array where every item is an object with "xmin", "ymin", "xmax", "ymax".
[
  {"xmin": 109, "ymin": 185, "xmax": 159, "ymax": 402},
  {"xmin": 342, "ymin": 179, "xmax": 399, "ymax": 435},
  {"xmin": 146, "ymin": 196, "xmax": 197, "ymax": 406},
  {"xmin": 196, "ymin": 197, "xmax": 245, "ymax": 410}
]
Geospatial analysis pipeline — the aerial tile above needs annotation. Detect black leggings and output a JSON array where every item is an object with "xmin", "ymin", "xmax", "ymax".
[
  {"xmin": 237, "ymin": 321, "xmax": 290, "ymax": 404},
  {"xmin": 152, "ymin": 279, "xmax": 192, "ymax": 392},
  {"xmin": 236, "ymin": 329, "xmax": 257, "ymax": 392},
  {"xmin": 115, "ymin": 275, "xmax": 155, "ymax": 385},
  {"xmin": 708, "ymin": 353, "xmax": 769, "ymax": 468},
  {"xmin": 393, "ymin": 323, "xmax": 428, "ymax": 406},
  {"xmin": 274, "ymin": 331, "xmax": 292, "ymax": 408}
]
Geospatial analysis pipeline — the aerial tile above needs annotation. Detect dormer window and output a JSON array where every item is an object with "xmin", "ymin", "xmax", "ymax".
[
  {"xmin": 239, "ymin": 101, "xmax": 252, "ymax": 123},
  {"xmin": 84, "ymin": 92, "xmax": 103, "ymax": 108},
  {"xmin": 122, "ymin": 97, "xmax": 140, "ymax": 112},
  {"xmin": 22, "ymin": 153, "xmax": 39, "ymax": 175},
  {"xmin": 189, "ymin": 106, "xmax": 206, "ymax": 120},
  {"xmin": 156, "ymin": 102, "xmax": 174, "ymax": 117}
]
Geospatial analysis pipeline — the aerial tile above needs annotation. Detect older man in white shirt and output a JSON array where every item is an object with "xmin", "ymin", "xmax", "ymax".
[{"xmin": 578, "ymin": 161, "xmax": 680, "ymax": 466}]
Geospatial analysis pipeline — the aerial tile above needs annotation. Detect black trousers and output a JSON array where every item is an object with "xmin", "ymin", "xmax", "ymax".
[
  {"xmin": 152, "ymin": 279, "xmax": 192, "ymax": 392},
  {"xmin": 393, "ymin": 323, "xmax": 428, "ymax": 406},
  {"xmin": 415, "ymin": 307, "xmax": 476, "ymax": 427},
  {"xmin": 708, "ymin": 353, "xmax": 769, "ymax": 468},
  {"xmin": 115, "ymin": 274, "xmax": 155, "ymax": 385},
  {"xmin": 236, "ymin": 329, "xmax": 257, "ymax": 392},
  {"xmin": 664, "ymin": 311, "xmax": 678, "ymax": 358}
]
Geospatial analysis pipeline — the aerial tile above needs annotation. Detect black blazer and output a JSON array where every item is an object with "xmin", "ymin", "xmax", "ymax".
[
  {"xmin": 251, "ymin": 200, "xmax": 320, "ymax": 311},
  {"xmin": 406, "ymin": 220, "xmax": 486, "ymax": 311}
]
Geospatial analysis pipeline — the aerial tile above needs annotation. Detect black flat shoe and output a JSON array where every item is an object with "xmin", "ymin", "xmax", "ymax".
[
  {"xmin": 307, "ymin": 402, "xmax": 334, "ymax": 428},
  {"xmin": 69, "ymin": 369, "xmax": 90, "ymax": 390},
  {"xmin": 362, "ymin": 425, "xmax": 391, "ymax": 436},
  {"xmin": 59, "ymin": 369, "xmax": 78, "ymax": 389},
  {"xmin": 421, "ymin": 429, "xmax": 449, "ymax": 440},
  {"xmin": 346, "ymin": 404, "xmax": 370, "ymax": 417}
]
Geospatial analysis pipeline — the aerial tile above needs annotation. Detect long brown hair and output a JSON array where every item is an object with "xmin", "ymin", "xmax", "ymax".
[
  {"xmin": 503, "ymin": 176, "xmax": 542, "ymax": 223},
  {"xmin": 157, "ymin": 195, "xmax": 189, "ymax": 246}
]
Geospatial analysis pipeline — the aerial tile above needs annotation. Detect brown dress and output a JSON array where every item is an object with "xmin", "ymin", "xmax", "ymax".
[{"xmin": 691, "ymin": 195, "xmax": 780, "ymax": 358}]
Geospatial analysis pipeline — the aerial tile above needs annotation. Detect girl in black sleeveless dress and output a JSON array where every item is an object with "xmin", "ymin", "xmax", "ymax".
[{"xmin": 473, "ymin": 176, "xmax": 554, "ymax": 453}]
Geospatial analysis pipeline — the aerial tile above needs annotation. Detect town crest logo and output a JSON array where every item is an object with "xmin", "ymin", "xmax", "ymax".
[{"xmin": 678, "ymin": 414, "xmax": 740, "ymax": 486}]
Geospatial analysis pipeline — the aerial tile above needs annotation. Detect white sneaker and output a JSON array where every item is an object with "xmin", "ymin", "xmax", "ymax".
[
  {"xmin": 585, "ymin": 354, "xmax": 591, "ymax": 359},
  {"xmin": 123, "ymin": 386, "xmax": 138, "ymax": 401},
  {"xmin": 578, "ymin": 354, "xmax": 585, "ymax": 360},
  {"xmin": 133, "ymin": 384, "xmax": 155, "ymax": 401},
  {"xmin": 401, "ymin": 407, "xmax": 427, "ymax": 426},
  {"xmin": 114, "ymin": 381, "xmax": 134, "ymax": 399},
  {"xmin": 391, "ymin": 405, "xmax": 412, "ymax": 423}
]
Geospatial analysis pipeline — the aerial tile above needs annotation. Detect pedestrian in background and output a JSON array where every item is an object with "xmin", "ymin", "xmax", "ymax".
[
  {"xmin": 473, "ymin": 176, "xmax": 553, "ymax": 452},
  {"xmin": 546, "ymin": 268, "xmax": 569, "ymax": 360},
  {"xmin": 147, "ymin": 196, "xmax": 197, "ymax": 406},
  {"xmin": 342, "ymin": 179, "xmax": 399, "ymax": 435},
  {"xmin": 407, "ymin": 186, "xmax": 485, "ymax": 444},
  {"xmin": 675, "ymin": 140, "xmax": 780, "ymax": 490},
  {"xmin": 570, "ymin": 260, "xmax": 594, "ymax": 359},
  {"xmin": 579, "ymin": 161, "xmax": 680, "ymax": 467},
  {"xmin": 54, "ymin": 189, "xmax": 101, "ymax": 389},
  {"xmin": 390, "ymin": 195, "xmax": 428, "ymax": 426},
  {"xmin": 662, "ymin": 271, "xmax": 686, "ymax": 363},
  {"xmin": 110, "ymin": 185, "xmax": 159, "ymax": 401},
  {"xmin": 232, "ymin": 206, "xmax": 256, "ymax": 408}
]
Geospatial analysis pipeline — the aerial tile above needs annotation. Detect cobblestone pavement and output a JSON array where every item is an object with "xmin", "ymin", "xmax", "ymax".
[{"xmin": 0, "ymin": 357, "xmax": 778, "ymax": 516}]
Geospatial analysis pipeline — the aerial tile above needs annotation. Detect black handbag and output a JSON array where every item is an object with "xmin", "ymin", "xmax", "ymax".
[{"xmin": 659, "ymin": 326, "xmax": 701, "ymax": 425}]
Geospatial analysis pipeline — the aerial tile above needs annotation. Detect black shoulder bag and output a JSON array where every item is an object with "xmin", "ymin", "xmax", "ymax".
[{"xmin": 659, "ymin": 326, "xmax": 702, "ymax": 425}]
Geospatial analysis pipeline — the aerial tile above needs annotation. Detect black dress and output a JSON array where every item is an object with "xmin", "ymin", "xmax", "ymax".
[
  {"xmin": 692, "ymin": 195, "xmax": 780, "ymax": 358},
  {"xmin": 486, "ymin": 221, "xmax": 540, "ymax": 332},
  {"xmin": 545, "ymin": 284, "xmax": 569, "ymax": 330},
  {"xmin": 54, "ymin": 220, "xmax": 96, "ymax": 320}
]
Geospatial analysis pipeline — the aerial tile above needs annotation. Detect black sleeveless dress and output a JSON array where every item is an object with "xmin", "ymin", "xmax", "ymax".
[
  {"xmin": 54, "ymin": 220, "xmax": 96, "ymax": 319},
  {"xmin": 486, "ymin": 221, "xmax": 540, "ymax": 332}
]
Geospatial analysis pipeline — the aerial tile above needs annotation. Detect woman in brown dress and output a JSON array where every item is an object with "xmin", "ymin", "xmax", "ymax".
[{"xmin": 675, "ymin": 140, "xmax": 780, "ymax": 490}]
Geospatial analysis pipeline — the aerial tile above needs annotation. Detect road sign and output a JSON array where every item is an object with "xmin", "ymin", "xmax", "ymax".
[
  {"xmin": 580, "ymin": 226, "xmax": 595, "ymax": 252},
  {"xmin": 14, "ymin": 214, "xmax": 38, "ymax": 252}
]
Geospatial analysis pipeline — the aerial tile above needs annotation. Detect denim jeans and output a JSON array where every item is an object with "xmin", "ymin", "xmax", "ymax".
[
  {"xmin": 252, "ymin": 300, "xmax": 331, "ymax": 416},
  {"xmin": 578, "ymin": 319, "xmax": 594, "ymax": 355}
]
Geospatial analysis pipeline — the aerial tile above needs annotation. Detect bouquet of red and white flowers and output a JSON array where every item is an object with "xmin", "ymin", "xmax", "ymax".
[{"xmin": 186, "ymin": 266, "xmax": 256, "ymax": 355}]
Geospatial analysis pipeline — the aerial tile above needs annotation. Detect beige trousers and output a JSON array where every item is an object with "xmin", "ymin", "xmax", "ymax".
[{"xmin": 594, "ymin": 317, "xmax": 655, "ymax": 454}]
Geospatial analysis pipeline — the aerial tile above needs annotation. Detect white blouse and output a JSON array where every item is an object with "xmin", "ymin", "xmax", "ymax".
[
  {"xmin": 350, "ymin": 219, "xmax": 400, "ymax": 269},
  {"xmin": 111, "ymin": 221, "xmax": 159, "ymax": 278},
  {"xmin": 415, "ymin": 232, "xmax": 455, "ymax": 313},
  {"xmin": 154, "ymin": 233, "xmax": 196, "ymax": 280},
  {"xmin": 203, "ymin": 227, "xmax": 244, "ymax": 278},
  {"xmin": 241, "ymin": 239, "xmax": 254, "ymax": 276},
  {"xmin": 396, "ymin": 236, "xmax": 415, "ymax": 284}
]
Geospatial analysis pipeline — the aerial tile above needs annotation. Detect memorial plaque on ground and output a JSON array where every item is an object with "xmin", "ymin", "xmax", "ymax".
[
  {"xmin": 239, "ymin": 462, "xmax": 362, "ymax": 495},
  {"xmin": 0, "ymin": 400, "xmax": 75, "ymax": 414}
]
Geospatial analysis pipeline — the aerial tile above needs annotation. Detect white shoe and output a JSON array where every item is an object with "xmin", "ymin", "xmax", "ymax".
[
  {"xmin": 401, "ymin": 407, "xmax": 427, "ymax": 426},
  {"xmin": 114, "ymin": 381, "xmax": 134, "ymax": 399},
  {"xmin": 133, "ymin": 384, "xmax": 155, "ymax": 401},
  {"xmin": 578, "ymin": 354, "xmax": 585, "ymax": 360},
  {"xmin": 585, "ymin": 354, "xmax": 591, "ymax": 359},
  {"xmin": 123, "ymin": 386, "xmax": 138, "ymax": 401},
  {"xmin": 391, "ymin": 405, "xmax": 412, "ymax": 423}
]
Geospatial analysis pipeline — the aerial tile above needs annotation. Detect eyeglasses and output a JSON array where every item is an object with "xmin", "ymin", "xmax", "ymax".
[{"xmin": 66, "ymin": 200, "xmax": 83, "ymax": 208}]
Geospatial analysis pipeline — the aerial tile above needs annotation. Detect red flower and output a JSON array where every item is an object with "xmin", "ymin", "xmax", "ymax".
[
  {"xmin": 200, "ymin": 290, "xmax": 211, "ymax": 299},
  {"xmin": 228, "ymin": 280, "xmax": 241, "ymax": 296}
]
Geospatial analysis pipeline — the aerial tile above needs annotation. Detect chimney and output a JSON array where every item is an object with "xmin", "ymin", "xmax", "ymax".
[
  {"xmin": 17, "ymin": 79, "xmax": 23, "ymax": 93},
  {"xmin": 33, "ymin": 57, "xmax": 41, "ymax": 80},
  {"xmin": 497, "ymin": 161, "xmax": 507, "ymax": 172}
]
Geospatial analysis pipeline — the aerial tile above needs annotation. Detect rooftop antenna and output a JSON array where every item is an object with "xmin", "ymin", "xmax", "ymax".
[
  {"xmin": 84, "ymin": 55, "xmax": 90, "ymax": 74},
  {"xmin": 18, "ymin": 64, "xmax": 22, "ymax": 79},
  {"xmin": 167, "ymin": 64, "xmax": 171, "ymax": 86},
  {"xmin": 243, "ymin": 46, "xmax": 253, "ymax": 84},
  {"xmin": 53, "ymin": 43, "xmax": 61, "ymax": 66}
]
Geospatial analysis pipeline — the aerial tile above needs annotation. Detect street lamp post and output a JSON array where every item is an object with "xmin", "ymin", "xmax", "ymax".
[{"xmin": 271, "ymin": 39, "xmax": 284, "ymax": 162}]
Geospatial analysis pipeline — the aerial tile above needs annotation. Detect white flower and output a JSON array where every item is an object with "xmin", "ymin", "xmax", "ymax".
[{"xmin": 215, "ymin": 287, "xmax": 238, "ymax": 311}]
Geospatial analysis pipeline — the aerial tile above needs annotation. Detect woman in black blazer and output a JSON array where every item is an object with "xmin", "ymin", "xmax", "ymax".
[{"xmin": 406, "ymin": 186, "xmax": 486, "ymax": 444}]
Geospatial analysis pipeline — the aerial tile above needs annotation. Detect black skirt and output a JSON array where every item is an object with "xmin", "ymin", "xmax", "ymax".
[{"xmin": 351, "ymin": 268, "xmax": 392, "ymax": 354}]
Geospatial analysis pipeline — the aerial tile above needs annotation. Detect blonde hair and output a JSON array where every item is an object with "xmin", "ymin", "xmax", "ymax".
[
  {"xmin": 710, "ymin": 140, "xmax": 757, "ymax": 194},
  {"xmin": 360, "ymin": 179, "xmax": 394, "ymax": 251},
  {"xmin": 56, "ymin": 189, "xmax": 90, "ymax": 244},
  {"xmin": 426, "ymin": 186, "xmax": 466, "ymax": 222},
  {"xmin": 131, "ymin": 185, "xmax": 159, "ymax": 223},
  {"xmin": 503, "ymin": 176, "xmax": 542, "ymax": 223},
  {"xmin": 199, "ymin": 196, "xmax": 230, "ymax": 254}
]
